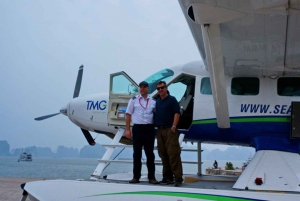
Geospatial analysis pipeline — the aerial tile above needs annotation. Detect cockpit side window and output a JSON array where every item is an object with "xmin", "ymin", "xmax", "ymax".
[
  {"xmin": 231, "ymin": 77, "xmax": 259, "ymax": 95},
  {"xmin": 144, "ymin": 69, "xmax": 174, "ymax": 94},
  {"xmin": 278, "ymin": 78, "xmax": 300, "ymax": 96},
  {"xmin": 200, "ymin": 77, "xmax": 212, "ymax": 95}
]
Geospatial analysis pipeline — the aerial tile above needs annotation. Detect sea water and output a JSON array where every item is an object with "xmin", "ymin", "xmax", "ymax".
[{"xmin": 0, "ymin": 156, "xmax": 244, "ymax": 179}]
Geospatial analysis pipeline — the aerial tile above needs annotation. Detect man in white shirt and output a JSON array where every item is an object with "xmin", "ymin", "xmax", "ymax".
[{"xmin": 125, "ymin": 81, "xmax": 159, "ymax": 184}]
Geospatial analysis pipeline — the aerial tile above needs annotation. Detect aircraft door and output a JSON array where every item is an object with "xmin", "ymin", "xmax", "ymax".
[{"xmin": 108, "ymin": 71, "xmax": 138, "ymax": 126}]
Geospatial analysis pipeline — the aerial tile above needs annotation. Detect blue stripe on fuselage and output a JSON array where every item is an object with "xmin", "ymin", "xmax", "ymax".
[{"xmin": 175, "ymin": 119, "xmax": 300, "ymax": 153}]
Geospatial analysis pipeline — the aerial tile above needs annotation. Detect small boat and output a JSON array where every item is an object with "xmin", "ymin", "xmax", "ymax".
[
  {"xmin": 18, "ymin": 152, "xmax": 32, "ymax": 162},
  {"xmin": 241, "ymin": 156, "xmax": 251, "ymax": 171}
]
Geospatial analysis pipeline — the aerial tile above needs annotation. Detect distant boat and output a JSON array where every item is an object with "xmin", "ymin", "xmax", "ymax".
[
  {"xmin": 241, "ymin": 156, "xmax": 251, "ymax": 171},
  {"xmin": 18, "ymin": 152, "xmax": 32, "ymax": 162}
]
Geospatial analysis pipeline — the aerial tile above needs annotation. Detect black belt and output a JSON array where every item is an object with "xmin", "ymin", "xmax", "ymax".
[
  {"xmin": 134, "ymin": 124, "xmax": 154, "ymax": 126},
  {"xmin": 157, "ymin": 126, "xmax": 171, "ymax": 129}
]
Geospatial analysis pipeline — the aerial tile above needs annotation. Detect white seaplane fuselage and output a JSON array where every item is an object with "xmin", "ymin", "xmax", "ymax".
[{"xmin": 66, "ymin": 61, "xmax": 300, "ymax": 153}]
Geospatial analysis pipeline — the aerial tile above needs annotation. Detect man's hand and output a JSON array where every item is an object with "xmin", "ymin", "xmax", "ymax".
[
  {"xmin": 171, "ymin": 126, "xmax": 176, "ymax": 133},
  {"xmin": 125, "ymin": 129, "xmax": 131, "ymax": 139}
]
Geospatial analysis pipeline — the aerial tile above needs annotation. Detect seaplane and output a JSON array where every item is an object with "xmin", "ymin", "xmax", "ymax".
[{"xmin": 21, "ymin": 0, "xmax": 300, "ymax": 200}]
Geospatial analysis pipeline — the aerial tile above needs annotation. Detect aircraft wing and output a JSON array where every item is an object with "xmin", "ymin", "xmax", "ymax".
[
  {"xmin": 233, "ymin": 150, "xmax": 300, "ymax": 192},
  {"xmin": 179, "ymin": 0, "xmax": 300, "ymax": 128}
]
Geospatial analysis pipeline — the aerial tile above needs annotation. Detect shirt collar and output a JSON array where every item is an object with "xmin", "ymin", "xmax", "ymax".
[
  {"xmin": 138, "ymin": 94, "xmax": 150, "ymax": 100},
  {"xmin": 159, "ymin": 94, "xmax": 169, "ymax": 101}
]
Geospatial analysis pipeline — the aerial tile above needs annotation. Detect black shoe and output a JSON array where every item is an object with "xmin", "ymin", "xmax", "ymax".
[
  {"xmin": 174, "ymin": 181, "xmax": 182, "ymax": 187},
  {"xmin": 159, "ymin": 179, "xmax": 174, "ymax": 185}
]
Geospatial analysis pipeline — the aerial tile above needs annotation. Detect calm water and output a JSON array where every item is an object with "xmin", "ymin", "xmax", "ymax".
[{"xmin": 0, "ymin": 156, "xmax": 244, "ymax": 179}]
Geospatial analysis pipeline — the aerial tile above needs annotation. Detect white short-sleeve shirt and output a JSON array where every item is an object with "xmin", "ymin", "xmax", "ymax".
[{"xmin": 126, "ymin": 94, "xmax": 156, "ymax": 124}]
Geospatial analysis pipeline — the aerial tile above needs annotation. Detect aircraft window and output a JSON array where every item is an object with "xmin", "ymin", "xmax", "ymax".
[
  {"xmin": 111, "ymin": 74, "xmax": 138, "ymax": 95},
  {"xmin": 200, "ymin": 77, "xmax": 212, "ymax": 95},
  {"xmin": 231, "ymin": 77, "xmax": 259, "ymax": 95},
  {"xmin": 144, "ymin": 69, "xmax": 174, "ymax": 94},
  {"xmin": 277, "ymin": 78, "xmax": 300, "ymax": 96},
  {"xmin": 168, "ymin": 83, "xmax": 187, "ymax": 101}
]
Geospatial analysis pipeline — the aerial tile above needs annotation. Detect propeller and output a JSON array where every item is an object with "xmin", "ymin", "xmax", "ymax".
[
  {"xmin": 73, "ymin": 65, "xmax": 83, "ymax": 98},
  {"xmin": 81, "ymin": 129, "xmax": 96, "ymax": 146},
  {"xmin": 34, "ymin": 65, "xmax": 96, "ymax": 146},
  {"xmin": 34, "ymin": 65, "xmax": 84, "ymax": 121},
  {"xmin": 34, "ymin": 113, "xmax": 60, "ymax": 121}
]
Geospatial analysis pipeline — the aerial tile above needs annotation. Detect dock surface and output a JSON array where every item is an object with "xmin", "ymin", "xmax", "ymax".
[{"xmin": 0, "ymin": 178, "xmax": 41, "ymax": 201}]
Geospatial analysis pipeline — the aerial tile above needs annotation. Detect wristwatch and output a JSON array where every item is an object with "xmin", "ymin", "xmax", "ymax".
[{"xmin": 172, "ymin": 126, "xmax": 176, "ymax": 129}]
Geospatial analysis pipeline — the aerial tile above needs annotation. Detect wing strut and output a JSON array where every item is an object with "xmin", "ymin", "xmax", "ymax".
[{"xmin": 201, "ymin": 23, "xmax": 230, "ymax": 128}]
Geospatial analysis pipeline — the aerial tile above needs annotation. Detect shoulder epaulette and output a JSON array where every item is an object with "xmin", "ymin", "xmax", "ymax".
[{"xmin": 132, "ymin": 96, "xmax": 137, "ymax": 100}]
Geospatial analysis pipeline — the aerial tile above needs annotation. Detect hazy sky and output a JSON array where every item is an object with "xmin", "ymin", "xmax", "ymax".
[{"xmin": 0, "ymin": 1, "xmax": 232, "ymax": 152}]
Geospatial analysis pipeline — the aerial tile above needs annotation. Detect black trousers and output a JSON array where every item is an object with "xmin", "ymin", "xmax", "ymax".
[{"xmin": 132, "ymin": 124, "xmax": 155, "ymax": 180}]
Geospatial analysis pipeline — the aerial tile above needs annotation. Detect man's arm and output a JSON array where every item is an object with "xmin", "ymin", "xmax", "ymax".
[
  {"xmin": 125, "ymin": 98, "xmax": 134, "ymax": 139},
  {"xmin": 171, "ymin": 96, "xmax": 180, "ymax": 133},
  {"xmin": 171, "ymin": 113, "xmax": 180, "ymax": 133},
  {"xmin": 125, "ymin": 114, "xmax": 132, "ymax": 139}
]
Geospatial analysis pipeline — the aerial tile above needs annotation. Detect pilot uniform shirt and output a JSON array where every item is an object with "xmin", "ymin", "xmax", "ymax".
[{"xmin": 126, "ymin": 94, "xmax": 156, "ymax": 124}]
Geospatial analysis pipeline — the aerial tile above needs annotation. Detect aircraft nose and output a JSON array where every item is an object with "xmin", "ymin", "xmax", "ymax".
[{"xmin": 59, "ymin": 104, "xmax": 68, "ymax": 116}]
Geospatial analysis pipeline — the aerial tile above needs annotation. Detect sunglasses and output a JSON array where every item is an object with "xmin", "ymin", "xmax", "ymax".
[{"xmin": 156, "ymin": 86, "xmax": 166, "ymax": 90}]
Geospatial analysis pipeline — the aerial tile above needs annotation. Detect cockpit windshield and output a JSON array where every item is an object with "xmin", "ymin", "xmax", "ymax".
[{"xmin": 144, "ymin": 69, "xmax": 174, "ymax": 94}]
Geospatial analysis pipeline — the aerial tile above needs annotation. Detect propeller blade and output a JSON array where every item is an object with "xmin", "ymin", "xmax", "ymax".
[
  {"xmin": 73, "ymin": 65, "xmax": 84, "ymax": 98},
  {"xmin": 34, "ymin": 113, "xmax": 60, "ymax": 121},
  {"xmin": 81, "ymin": 128, "xmax": 96, "ymax": 146}
]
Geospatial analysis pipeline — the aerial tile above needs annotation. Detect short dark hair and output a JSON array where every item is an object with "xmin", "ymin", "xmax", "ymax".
[{"xmin": 156, "ymin": 81, "xmax": 166, "ymax": 86}]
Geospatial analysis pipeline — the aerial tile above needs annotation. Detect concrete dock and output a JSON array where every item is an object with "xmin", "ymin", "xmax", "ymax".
[
  {"xmin": 206, "ymin": 168, "xmax": 242, "ymax": 176},
  {"xmin": 0, "ymin": 178, "xmax": 42, "ymax": 201}
]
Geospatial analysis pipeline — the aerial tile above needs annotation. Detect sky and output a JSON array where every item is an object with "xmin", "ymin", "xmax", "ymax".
[{"xmin": 0, "ymin": 0, "xmax": 233, "ymax": 152}]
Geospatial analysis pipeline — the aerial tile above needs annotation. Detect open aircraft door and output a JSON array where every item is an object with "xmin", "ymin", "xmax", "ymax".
[{"xmin": 108, "ymin": 71, "xmax": 138, "ymax": 126}]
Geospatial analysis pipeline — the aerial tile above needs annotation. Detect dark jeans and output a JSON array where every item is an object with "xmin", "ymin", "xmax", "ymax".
[
  {"xmin": 157, "ymin": 127, "xmax": 183, "ymax": 182},
  {"xmin": 132, "ymin": 124, "xmax": 155, "ymax": 180}
]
